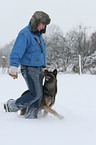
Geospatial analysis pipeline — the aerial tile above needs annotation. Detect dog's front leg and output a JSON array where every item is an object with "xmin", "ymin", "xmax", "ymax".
[{"xmin": 43, "ymin": 110, "xmax": 48, "ymax": 117}]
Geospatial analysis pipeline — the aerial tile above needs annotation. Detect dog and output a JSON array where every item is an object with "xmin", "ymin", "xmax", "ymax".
[{"xmin": 20, "ymin": 69, "xmax": 64, "ymax": 119}]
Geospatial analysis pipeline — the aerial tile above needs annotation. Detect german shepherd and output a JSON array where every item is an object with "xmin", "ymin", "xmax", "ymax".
[{"xmin": 20, "ymin": 69, "xmax": 64, "ymax": 119}]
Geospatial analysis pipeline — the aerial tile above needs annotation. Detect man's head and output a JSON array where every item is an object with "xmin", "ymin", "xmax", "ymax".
[
  {"xmin": 37, "ymin": 23, "xmax": 45, "ymax": 31},
  {"xmin": 30, "ymin": 11, "xmax": 51, "ymax": 33}
]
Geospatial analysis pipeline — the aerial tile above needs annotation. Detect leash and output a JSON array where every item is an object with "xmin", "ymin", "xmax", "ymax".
[{"xmin": 34, "ymin": 37, "xmax": 43, "ymax": 53}]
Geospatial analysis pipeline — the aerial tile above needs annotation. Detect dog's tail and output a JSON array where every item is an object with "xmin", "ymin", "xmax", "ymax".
[{"xmin": 43, "ymin": 105, "xmax": 64, "ymax": 119}]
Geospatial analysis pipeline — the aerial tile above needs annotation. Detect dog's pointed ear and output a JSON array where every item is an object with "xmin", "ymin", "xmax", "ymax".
[
  {"xmin": 44, "ymin": 69, "xmax": 48, "ymax": 74},
  {"xmin": 53, "ymin": 69, "xmax": 57, "ymax": 76}
]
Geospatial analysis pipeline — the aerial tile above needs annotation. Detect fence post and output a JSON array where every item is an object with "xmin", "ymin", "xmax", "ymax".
[{"xmin": 78, "ymin": 55, "xmax": 82, "ymax": 75}]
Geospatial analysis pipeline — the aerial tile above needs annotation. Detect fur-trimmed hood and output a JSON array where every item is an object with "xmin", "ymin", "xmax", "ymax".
[{"xmin": 30, "ymin": 11, "xmax": 51, "ymax": 33}]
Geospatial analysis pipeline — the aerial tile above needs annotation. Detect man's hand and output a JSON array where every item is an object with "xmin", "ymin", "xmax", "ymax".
[{"xmin": 9, "ymin": 66, "xmax": 18, "ymax": 79}]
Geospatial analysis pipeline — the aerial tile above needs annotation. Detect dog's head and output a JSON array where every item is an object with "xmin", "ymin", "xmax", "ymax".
[{"xmin": 44, "ymin": 69, "xmax": 57, "ymax": 83}]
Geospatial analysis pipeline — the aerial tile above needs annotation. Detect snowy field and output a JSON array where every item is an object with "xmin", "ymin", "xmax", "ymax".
[{"xmin": 0, "ymin": 73, "xmax": 96, "ymax": 145}]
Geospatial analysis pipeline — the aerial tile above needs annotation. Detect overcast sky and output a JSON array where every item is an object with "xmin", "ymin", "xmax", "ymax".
[{"xmin": 0, "ymin": 0, "xmax": 96, "ymax": 46}]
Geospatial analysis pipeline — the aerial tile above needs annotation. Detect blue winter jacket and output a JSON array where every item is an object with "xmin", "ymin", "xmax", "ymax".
[{"xmin": 10, "ymin": 22, "xmax": 46, "ymax": 67}]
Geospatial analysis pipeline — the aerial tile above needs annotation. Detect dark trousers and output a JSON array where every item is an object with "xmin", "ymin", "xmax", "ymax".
[{"xmin": 15, "ymin": 65, "xmax": 43, "ymax": 118}]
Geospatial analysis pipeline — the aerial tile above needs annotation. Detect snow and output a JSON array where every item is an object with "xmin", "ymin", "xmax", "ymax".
[{"xmin": 0, "ymin": 73, "xmax": 96, "ymax": 145}]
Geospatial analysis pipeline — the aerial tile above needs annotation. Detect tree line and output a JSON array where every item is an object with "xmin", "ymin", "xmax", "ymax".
[{"xmin": 0, "ymin": 25, "xmax": 96, "ymax": 74}]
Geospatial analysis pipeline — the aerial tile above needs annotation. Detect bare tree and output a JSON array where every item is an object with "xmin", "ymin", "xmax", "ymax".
[{"xmin": 65, "ymin": 25, "xmax": 90, "ymax": 73}]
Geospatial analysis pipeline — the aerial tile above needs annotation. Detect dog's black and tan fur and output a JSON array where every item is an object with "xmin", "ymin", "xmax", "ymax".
[{"xmin": 20, "ymin": 69, "xmax": 64, "ymax": 119}]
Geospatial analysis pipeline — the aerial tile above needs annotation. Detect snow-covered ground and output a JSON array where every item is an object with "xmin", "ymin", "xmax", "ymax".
[{"xmin": 0, "ymin": 73, "xmax": 96, "ymax": 145}]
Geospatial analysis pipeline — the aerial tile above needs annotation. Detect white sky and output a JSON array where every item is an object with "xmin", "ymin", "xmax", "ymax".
[{"xmin": 0, "ymin": 0, "xmax": 96, "ymax": 46}]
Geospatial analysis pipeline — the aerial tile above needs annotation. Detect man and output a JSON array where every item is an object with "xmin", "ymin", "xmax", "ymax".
[{"xmin": 4, "ymin": 11, "xmax": 51, "ymax": 119}]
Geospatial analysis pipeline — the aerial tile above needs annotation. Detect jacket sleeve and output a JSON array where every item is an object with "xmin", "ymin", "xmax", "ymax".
[{"xmin": 10, "ymin": 33, "xmax": 27, "ymax": 67}]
